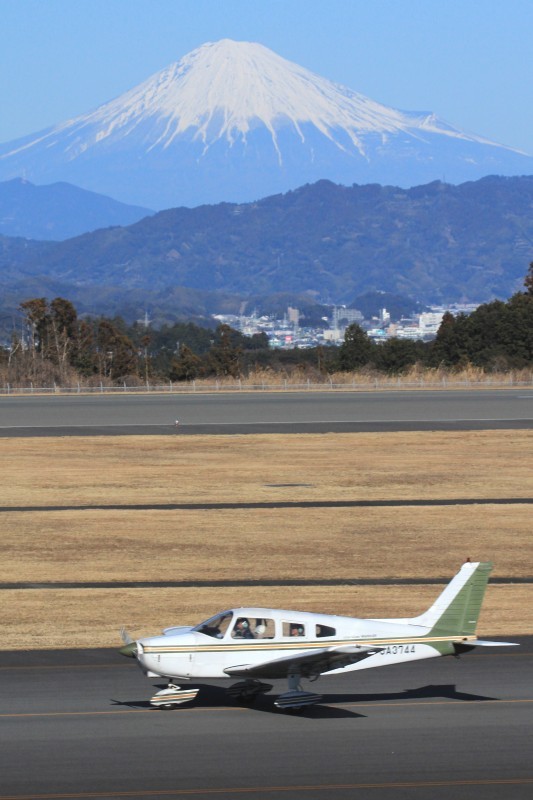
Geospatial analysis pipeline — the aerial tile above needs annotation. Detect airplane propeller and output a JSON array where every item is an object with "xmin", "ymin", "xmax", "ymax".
[{"xmin": 119, "ymin": 627, "xmax": 138, "ymax": 658}]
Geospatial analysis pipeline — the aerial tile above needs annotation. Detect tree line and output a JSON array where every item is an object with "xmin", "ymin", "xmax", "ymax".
[
  {"xmin": 1, "ymin": 263, "xmax": 532, "ymax": 386},
  {"xmin": 0, "ymin": 298, "xmax": 269, "ymax": 386}
]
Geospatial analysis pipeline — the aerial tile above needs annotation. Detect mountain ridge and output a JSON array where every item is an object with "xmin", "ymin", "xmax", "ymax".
[
  {"xmin": 1, "ymin": 176, "xmax": 531, "ymax": 323},
  {"xmin": 0, "ymin": 178, "xmax": 153, "ymax": 240}
]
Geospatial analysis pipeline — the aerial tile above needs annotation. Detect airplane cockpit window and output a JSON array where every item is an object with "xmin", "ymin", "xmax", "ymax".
[
  {"xmin": 316, "ymin": 624, "xmax": 336, "ymax": 637},
  {"xmin": 283, "ymin": 622, "xmax": 306, "ymax": 637},
  {"xmin": 194, "ymin": 612, "xmax": 233, "ymax": 639},
  {"xmin": 232, "ymin": 617, "xmax": 275, "ymax": 640}
]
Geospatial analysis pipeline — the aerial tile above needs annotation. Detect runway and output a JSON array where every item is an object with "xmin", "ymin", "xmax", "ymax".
[
  {"xmin": 0, "ymin": 639, "xmax": 531, "ymax": 799},
  {"xmin": 1, "ymin": 388, "xmax": 532, "ymax": 435}
]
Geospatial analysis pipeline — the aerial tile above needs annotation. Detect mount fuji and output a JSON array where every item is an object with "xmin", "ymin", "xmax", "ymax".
[{"xmin": 0, "ymin": 39, "xmax": 531, "ymax": 209}]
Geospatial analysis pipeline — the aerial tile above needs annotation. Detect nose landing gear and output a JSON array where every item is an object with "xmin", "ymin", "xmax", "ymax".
[{"xmin": 150, "ymin": 683, "xmax": 200, "ymax": 708}]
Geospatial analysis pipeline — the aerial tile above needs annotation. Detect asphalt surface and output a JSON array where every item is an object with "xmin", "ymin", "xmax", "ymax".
[
  {"xmin": 0, "ymin": 388, "xmax": 532, "ymax": 435},
  {"xmin": 0, "ymin": 639, "xmax": 531, "ymax": 799}
]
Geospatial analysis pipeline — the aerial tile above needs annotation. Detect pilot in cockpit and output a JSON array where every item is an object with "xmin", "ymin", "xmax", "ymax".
[{"xmin": 233, "ymin": 618, "xmax": 255, "ymax": 639}]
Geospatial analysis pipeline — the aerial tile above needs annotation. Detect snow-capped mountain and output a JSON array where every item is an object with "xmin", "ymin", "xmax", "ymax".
[{"xmin": 0, "ymin": 40, "xmax": 531, "ymax": 209}]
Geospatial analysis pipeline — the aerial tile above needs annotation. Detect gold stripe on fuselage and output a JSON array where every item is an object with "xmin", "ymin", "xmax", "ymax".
[{"xmin": 142, "ymin": 634, "xmax": 473, "ymax": 655}]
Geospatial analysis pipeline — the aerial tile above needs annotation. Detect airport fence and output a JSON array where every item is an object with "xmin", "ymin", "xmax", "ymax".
[{"xmin": 1, "ymin": 374, "xmax": 533, "ymax": 395}]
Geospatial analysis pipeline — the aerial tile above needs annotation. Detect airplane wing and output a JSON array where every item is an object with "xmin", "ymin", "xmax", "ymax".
[{"xmin": 224, "ymin": 643, "xmax": 383, "ymax": 680}]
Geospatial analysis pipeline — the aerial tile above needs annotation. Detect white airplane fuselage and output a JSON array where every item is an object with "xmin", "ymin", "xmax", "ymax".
[
  {"xmin": 136, "ymin": 608, "xmax": 452, "ymax": 681},
  {"xmin": 121, "ymin": 562, "xmax": 516, "ymax": 710}
]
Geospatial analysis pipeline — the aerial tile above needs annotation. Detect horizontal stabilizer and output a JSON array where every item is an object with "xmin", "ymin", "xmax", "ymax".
[{"xmin": 469, "ymin": 639, "xmax": 519, "ymax": 647}]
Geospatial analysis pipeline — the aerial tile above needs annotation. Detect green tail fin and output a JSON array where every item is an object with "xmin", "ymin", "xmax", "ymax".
[{"xmin": 413, "ymin": 561, "xmax": 493, "ymax": 637}]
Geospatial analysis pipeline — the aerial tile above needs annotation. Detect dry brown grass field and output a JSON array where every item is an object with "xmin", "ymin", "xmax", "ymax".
[{"xmin": 1, "ymin": 430, "xmax": 531, "ymax": 648}]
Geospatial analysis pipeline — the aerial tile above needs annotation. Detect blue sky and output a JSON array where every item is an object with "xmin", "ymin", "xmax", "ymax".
[{"xmin": 1, "ymin": 0, "xmax": 532, "ymax": 153}]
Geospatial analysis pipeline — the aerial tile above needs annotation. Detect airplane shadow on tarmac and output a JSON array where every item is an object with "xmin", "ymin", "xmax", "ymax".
[
  {"xmin": 110, "ymin": 683, "xmax": 363, "ymax": 718},
  {"xmin": 110, "ymin": 682, "xmax": 497, "ymax": 720},
  {"xmin": 321, "ymin": 683, "xmax": 498, "ymax": 705}
]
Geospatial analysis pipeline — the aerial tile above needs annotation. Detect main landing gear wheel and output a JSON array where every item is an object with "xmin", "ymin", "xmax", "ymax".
[
  {"xmin": 274, "ymin": 690, "xmax": 323, "ymax": 711},
  {"xmin": 274, "ymin": 672, "xmax": 323, "ymax": 712},
  {"xmin": 226, "ymin": 680, "xmax": 273, "ymax": 704}
]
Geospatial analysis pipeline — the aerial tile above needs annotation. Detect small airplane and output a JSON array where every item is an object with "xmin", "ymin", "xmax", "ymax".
[{"xmin": 119, "ymin": 560, "xmax": 517, "ymax": 711}]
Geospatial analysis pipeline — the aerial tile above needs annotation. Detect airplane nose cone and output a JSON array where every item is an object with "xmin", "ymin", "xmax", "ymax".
[{"xmin": 119, "ymin": 641, "xmax": 137, "ymax": 658}]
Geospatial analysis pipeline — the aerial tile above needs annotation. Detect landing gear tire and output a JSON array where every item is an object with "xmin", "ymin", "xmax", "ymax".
[
  {"xmin": 226, "ymin": 680, "xmax": 273, "ymax": 705},
  {"xmin": 235, "ymin": 695, "xmax": 256, "ymax": 705},
  {"xmin": 274, "ymin": 690, "xmax": 323, "ymax": 711}
]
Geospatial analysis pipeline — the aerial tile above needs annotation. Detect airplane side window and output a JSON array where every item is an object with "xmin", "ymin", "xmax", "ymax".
[
  {"xmin": 316, "ymin": 624, "xmax": 336, "ymax": 637},
  {"xmin": 253, "ymin": 618, "xmax": 275, "ymax": 639},
  {"xmin": 232, "ymin": 617, "xmax": 275, "ymax": 640},
  {"xmin": 232, "ymin": 617, "xmax": 255, "ymax": 639},
  {"xmin": 283, "ymin": 622, "xmax": 305, "ymax": 637}
]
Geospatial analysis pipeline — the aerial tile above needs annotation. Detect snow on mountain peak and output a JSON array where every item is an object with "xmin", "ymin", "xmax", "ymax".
[
  {"xmin": 1, "ymin": 39, "xmax": 529, "ymax": 210},
  {"xmin": 17, "ymin": 39, "xmax": 488, "ymax": 162}
]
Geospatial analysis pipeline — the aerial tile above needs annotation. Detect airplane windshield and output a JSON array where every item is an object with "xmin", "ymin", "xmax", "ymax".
[{"xmin": 193, "ymin": 612, "xmax": 233, "ymax": 639}]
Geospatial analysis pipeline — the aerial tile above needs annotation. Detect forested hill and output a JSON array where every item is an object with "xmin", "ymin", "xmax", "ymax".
[{"xmin": 2, "ymin": 175, "xmax": 533, "ymax": 317}]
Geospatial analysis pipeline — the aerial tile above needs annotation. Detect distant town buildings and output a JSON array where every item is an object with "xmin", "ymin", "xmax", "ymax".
[{"xmin": 214, "ymin": 302, "xmax": 479, "ymax": 349}]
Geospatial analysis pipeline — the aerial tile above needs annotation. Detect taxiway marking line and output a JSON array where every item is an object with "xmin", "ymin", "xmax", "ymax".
[
  {"xmin": 341, "ymin": 697, "xmax": 533, "ymax": 710},
  {"xmin": 0, "ymin": 708, "xmax": 234, "ymax": 718},
  {"xmin": 0, "ymin": 664, "xmax": 135, "ymax": 671},
  {"xmin": 1, "ymin": 776, "xmax": 533, "ymax": 798},
  {"xmin": 1, "ymin": 416, "xmax": 532, "ymax": 430},
  {"xmin": 1, "ymin": 697, "xmax": 532, "ymax": 719},
  {"xmin": 175, "ymin": 417, "xmax": 533, "ymax": 425},
  {"xmin": 0, "ymin": 424, "xmax": 172, "ymax": 430}
]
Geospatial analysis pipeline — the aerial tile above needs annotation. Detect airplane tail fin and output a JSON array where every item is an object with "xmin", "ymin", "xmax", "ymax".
[{"xmin": 412, "ymin": 561, "xmax": 493, "ymax": 637}]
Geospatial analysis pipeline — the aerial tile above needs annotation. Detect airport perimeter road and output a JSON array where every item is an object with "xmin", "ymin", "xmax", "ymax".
[
  {"xmin": 0, "ymin": 388, "xmax": 532, "ymax": 435},
  {"xmin": 0, "ymin": 640, "xmax": 531, "ymax": 799}
]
